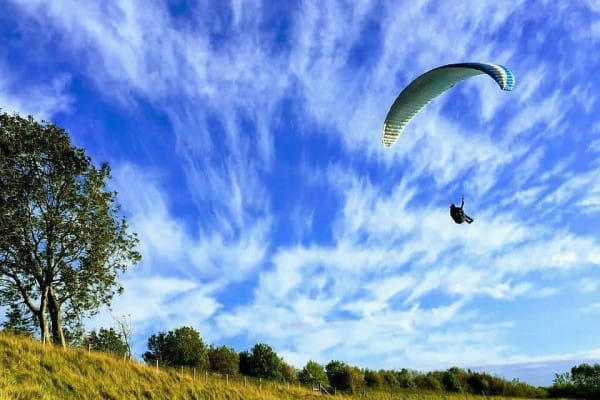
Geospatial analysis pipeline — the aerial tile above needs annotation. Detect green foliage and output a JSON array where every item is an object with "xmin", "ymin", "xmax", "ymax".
[
  {"xmin": 553, "ymin": 372, "xmax": 572, "ymax": 386},
  {"xmin": 298, "ymin": 360, "xmax": 329, "ymax": 386},
  {"xmin": 549, "ymin": 363, "xmax": 600, "ymax": 399},
  {"xmin": 348, "ymin": 366, "xmax": 366, "ymax": 393},
  {"xmin": 239, "ymin": 350, "xmax": 252, "ymax": 375},
  {"xmin": 208, "ymin": 345, "xmax": 240, "ymax": 375},
  {"xmin": 325, "ymin": 360, "xmax": 350, "ymax": 392},
  {"xmin": 364, "ymin": 369, "xmax": 384, "ymax": 388},
  {"xmin": 278, "ymin": 358, "xmax": 298, "ymax": 383},
  {"xmin": 379, "ymin": 369, "xmax": 399, "ymax": 387},
  {"xmin": 396, "ymin": 368, "xmax": 415, "ymax": 388},
  {"xmin": 442, "ymin": 371, "xmax": 462, "ymax": 392},
  {"xmin": 242, "ymin": 343, "xmax": 281, "ymax": 379},
  {"xmin": 572, "ymin": 363, "xmax": 600, "ymax": 390},
  {"xmin": 414, "ymin": 372, "xmax": 443, "ymax": 391},
  {"xmin": 0, "ymin": 304, "xmax": 34, "ymax": 337},
  {"xmin": 466, "ymin": 373, "xmax": 490, "ymax": 394},
  {"xmin": 325, "ymin": 361, "xmax": 365, "ymax": 394},
  {"xmin": 143, "ymin": 326, "xmax": 209, "ymax": 368},
  {"xmin": 83, "ymin": 327, "xmax": 128, "ymax": 357},
  {"xmin": 0, "ymin": 111, "xmax": 141, "ymax": 348}
]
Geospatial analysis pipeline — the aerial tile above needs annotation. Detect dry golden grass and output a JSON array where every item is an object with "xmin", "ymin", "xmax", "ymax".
[{"xmin": 0, "ymin": 332, "xmax": 538, "ymax": 400}]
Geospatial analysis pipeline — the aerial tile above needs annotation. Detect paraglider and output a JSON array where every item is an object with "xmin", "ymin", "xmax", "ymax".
[
  {"xmin": 381, "ymin": 62, "xmax": 515, "ymax": 148},
  {"xmin": 381, "ymin": 62, "xmax": 515, "ymax": 224},
  {"xmin": 450, "ymin": 196, "xmax": 473, "ymax": 224}
]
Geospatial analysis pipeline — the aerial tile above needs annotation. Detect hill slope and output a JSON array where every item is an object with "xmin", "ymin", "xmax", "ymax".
[
  {"xmin": 0, "ymin": 333, "xmax": 324, "ymax": 399},
  {"xmin": 0, "ymin": 332, "xmax": 543, "ymax": 400}
]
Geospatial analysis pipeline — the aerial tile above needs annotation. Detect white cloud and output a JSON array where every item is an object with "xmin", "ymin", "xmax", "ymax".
[
  {"xmin": 111, "ymin": 162, "xmax": 270, "ymax": 284},
  {"xmin": 578, "ymin": 278, "xmax": 599, "ymax": 293},
  {"xmin": 5, "ymin": 0, "xmax": 600, "ymax": 383},
  {"xmin": 0, "ymin": 62, "xmax": 72, "ymax": 120}
]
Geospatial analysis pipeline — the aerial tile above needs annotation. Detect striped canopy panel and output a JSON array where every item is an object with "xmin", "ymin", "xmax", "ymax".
[{"xmin": 382, "ymin": 62, "xmax": 515, "ymax": 148}]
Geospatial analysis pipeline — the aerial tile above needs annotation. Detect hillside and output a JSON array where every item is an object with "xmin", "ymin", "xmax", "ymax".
[{"xmin": 0, "ymin": 332, "xmax": 540, "ymax": 400}]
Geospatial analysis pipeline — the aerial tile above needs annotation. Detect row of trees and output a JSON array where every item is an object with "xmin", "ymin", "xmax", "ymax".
[
  {"xmin": 549, "ymin": 364, "xmax": 600, "ymax": 399},
  {"xmin": 72, "ymin": 324, "xmax": 547, "ymax": 397}
]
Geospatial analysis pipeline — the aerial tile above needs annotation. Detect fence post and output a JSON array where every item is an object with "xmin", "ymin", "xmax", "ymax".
[
  {"xmin": 193, "ymin": 368, "xmax": 196, "ymax": 381},
  {"xmin": 226, "ymin": 374, "xmax": 229, "ymax": 384},
  {"xmin": 260, "ymin": 377, "xmax": 262, "ymax": 389},
  {"xmin": 181, "ymin": 366, "xmax": 183, "ymax": 376},
  {"xmin": 204, "ymin": 371, "xmax": 207, "ymax": 383},
  {"xmin": 88, "ymin": 344, "xmax": 91, "ymax": 354},
  {"xmin": 156, "ymin": 360, "xmax": 158, "ymax": 370},
  {"xmin": 244, "ymin": 376, "xmax": 247, "ymax": 387}
]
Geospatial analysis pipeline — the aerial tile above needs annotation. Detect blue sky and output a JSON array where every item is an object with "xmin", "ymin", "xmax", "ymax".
[{"xmin": 1, "ymin": 0, "xmax": 600, "ymax": 387}]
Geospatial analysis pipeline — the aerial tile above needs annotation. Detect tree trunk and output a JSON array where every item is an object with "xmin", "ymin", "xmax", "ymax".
[
  {"xmin": 36, "ymin": 311, "xmax": 51, "ymax": 345},
  {"xmin": 48, "ymin": 287, "xmax": 66, "ymax": 349},
  {"xmin": 35, "ymin": 290, "xmax": 51, "ymax": 345}
]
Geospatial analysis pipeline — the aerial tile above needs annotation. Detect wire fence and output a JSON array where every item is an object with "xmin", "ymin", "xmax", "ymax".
[
  {"xmin": 3, "ymin": 338, "xmax": 529, "ymax": 400},
  {"xmin": 137, "ymin": 361, "xmax": 509, "ymax": 400}
]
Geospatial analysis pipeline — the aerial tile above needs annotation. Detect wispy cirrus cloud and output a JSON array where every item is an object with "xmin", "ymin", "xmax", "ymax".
[
  {"xmin": 0, "ymin": 62, "xmax": 72, "ymax": 120},
  {"xmin": 3, "ymin": 0, "xmax": 600, "ymax": 387}
]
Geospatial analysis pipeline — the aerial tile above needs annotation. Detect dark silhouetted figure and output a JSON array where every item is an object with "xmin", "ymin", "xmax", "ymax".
[{"xmin": 450, "ymin": 196, "xmax": 474, "ymax": 224}]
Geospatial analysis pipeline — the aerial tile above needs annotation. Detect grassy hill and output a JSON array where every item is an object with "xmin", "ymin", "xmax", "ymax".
[{"xmin": 0, "ymin": 332, "xmax": 540, "ymax": 400}]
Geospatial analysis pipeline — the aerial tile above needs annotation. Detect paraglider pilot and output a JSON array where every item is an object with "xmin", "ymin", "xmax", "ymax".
[{"xmin": 450, "ymin": 196, "xmax": 474, "ymax": 224}]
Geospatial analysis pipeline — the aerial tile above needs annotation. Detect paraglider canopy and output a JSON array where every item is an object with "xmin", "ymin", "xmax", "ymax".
[{"xmin": 382, "ymin": 62, "xmax": 515, "ymax": 148}]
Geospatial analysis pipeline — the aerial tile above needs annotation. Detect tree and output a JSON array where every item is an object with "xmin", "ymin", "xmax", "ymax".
[
  {"xmin": 379, "ymin": 369, "xmax": 399, "ymax": 387},
  {"xmin": 550, "ymin": 372, "xmax": 574, "ymax": 398},
  {"xmin": 466, "ymin": 373, "xmax": 490, "ymax": 394},
  {"xmin": 324, "ymin": 361, "xmax": 365, "ymax": 394},
  {"xmin": 299, "ymin": 361, "xmax": 329, "ymax": 386},
  {"xmin": 143, "ymin": 331, "xmax": 169, "ymax": 365},
  {"xmin": 396, "ymin": 368, "xmax": 415, "ymax": 388},
  {"xmin": 111, "ymin": 312, "xmax": 133, "ymax": 359},
  {"xmin": 83, "ymin": 327, "xmax": 128, "ymax": 357},
  {"xmin": 1, "ymin": 303, "xmax": 34, "ymax": 337},
  {"xmin": 239, "ymin": 350, "xmax": 252, "ymax": 375},
  {"xmin": 143, "ymin": 326, "xmax": 209, "ymax": 368},
  {"xmin": 325, "ymin": 360, "xmax": 352, "ymax": 393},
  {"xmin": 442, "ymin": 371, "xmax": 462, "ymax": 392},
  {"xmin": 208, "ymin": 345, "xmax": 239, "ymax": 375},
  {"xmin": 0, "ymin": 112, "xmax": 141, "ymax": 348},
  {"xmin": 348, "ymin": 366, "xmax": 366, "ymax": 394},
  {"xmin": 279, "ymin": 359, "xmax": 298, "ymax": 383},
  {"xmin": 364, "ymin": 369, "xmax": 383, "ymax": 388},
  {"xmin": 245, "ymin": 343, "xmax": 281, "ymax": 379},
  {"xmin": 570, "ymin": 363, "xmax": 600, "ymax": 399}
]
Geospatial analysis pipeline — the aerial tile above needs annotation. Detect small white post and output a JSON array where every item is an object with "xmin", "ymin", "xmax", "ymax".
[
  {"xmin": 244, "ymin": 376, "xmax": 247, "ymax": 387},
  {"xmin": 88, "ymin": 344, "xmax": 91, "ymax": 354},
  {"xmin": 156, "ymin": 360, "xmax": 158, "ymax": 370},
  {"xmin": 204, "ymin": 371, "xmax": 208, "ymax": 383},
  {"xmin": 226, "ymin": 374, "xmax": 229, "ymax": 384},
  {"xmin": 181, "ymin": 366, "xmax": 183, "ymax": 376},
  {"xmin": 259, "ymin": 377, "xmax": 262, "ymax": 389},
  {"xmin": 193, "ymin": 368, "xmax": 196, "ymax": 381}
]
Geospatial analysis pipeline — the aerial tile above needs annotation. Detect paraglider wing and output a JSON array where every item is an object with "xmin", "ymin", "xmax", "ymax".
[{"xmin": 382, "ymin": 62, "xmax": 515, "ymax": 148}]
